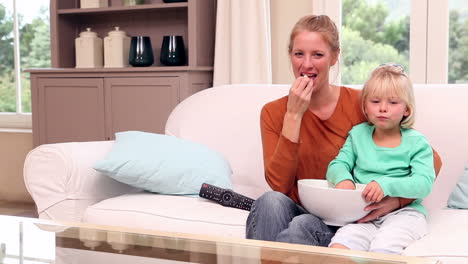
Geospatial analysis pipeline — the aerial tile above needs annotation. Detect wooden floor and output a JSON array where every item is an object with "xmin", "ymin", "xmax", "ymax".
[{"xmin": 0, "ymin": 200, "xmax": 38, "ymax": 218}]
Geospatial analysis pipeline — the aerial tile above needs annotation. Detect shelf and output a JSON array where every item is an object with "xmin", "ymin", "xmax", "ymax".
[
  {"xmin": 57, "ymin": 3, "xmax": 188, "ymax": 15},
  {"xmin": 50, "ymin": 0, "xmax": 214, "ymax": 69},
  {"xmin": 25, "ymin": 66, "xmax": 213, "ymax": 74}
]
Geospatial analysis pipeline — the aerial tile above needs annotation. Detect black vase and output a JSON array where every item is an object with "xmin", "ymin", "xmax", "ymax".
[
  {"xmin": 162, "ymin": 0, "xmax": 187, "ymax": 3},
  {"xmin": 129, "ymin": 36, "xmax": 154, "ymax": 67},
  {"xmin": 160, "ymin": 35, "xmax": 186, "ymax": 66}
]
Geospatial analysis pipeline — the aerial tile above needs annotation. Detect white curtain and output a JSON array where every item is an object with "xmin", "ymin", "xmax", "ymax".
[{"xmin": 213, "ymin": 0, "xmax": 272, "ymax": 86}]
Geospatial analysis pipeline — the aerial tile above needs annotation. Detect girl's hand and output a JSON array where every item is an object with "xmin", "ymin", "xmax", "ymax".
[
  {"xmin": 286, "ymin": 75, "xmax": 314, "ymax": 118},
  {"xmin": 335, "ymin": 180, "xmax": 356, "ymax": 190},
  {"xmin": 362, "ymin": 181, "xmax": 384, "ymax": 203}
]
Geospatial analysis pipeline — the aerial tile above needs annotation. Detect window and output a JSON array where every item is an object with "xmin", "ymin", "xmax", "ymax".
[
  {"xmin": 315, "ymin": 0, "xmax": 465, "ymax": 85},
  {"xmin": 341, "ymin": 0, "xmax": 410, "ymax": 85},
  {"xmin": 0, "ymin": 0, "xmax": 50, "ymax": 129}
]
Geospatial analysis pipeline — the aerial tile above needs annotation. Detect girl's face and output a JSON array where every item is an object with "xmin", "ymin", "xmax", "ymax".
[
  {"xmin": 290, "ymin": 31, "xmax": 338, "ymax": 90},
  {"xmin": 364, "ymin": 95, "xmax": 409, "ymax": 133}
]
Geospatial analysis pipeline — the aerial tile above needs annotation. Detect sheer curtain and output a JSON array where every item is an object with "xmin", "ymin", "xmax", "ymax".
[{"xmin": 213, "ymin": 0, "xmax": 272, "ymax": 86}]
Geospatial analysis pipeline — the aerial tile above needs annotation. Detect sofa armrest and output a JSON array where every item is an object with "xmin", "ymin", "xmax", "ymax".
[{"xmin": 24, "ymin": 141, "xmax": 139, "ymax": 222}]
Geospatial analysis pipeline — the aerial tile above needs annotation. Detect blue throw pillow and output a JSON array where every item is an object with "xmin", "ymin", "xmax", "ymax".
[
  {"xmin": 447, "ymin": 165, "xmax": 468, "ymax": 209},
  {"xmin": 93, "ymin": 131, "xmax": 232, "ymax": 195}
]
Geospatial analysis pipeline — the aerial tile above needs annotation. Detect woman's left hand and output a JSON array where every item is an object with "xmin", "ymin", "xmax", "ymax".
[{"xmin": 357, "ymin": 196, "xmax": 400, "ymax": 223}]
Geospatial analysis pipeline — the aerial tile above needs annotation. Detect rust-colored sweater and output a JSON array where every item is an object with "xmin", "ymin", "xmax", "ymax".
[{"xmin": 260, "ymin": 86, "xmax": 442, "ymax": 205}]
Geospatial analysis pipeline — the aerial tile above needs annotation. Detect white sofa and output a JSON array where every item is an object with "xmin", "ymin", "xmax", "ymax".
[{"xmin": 24, "ymin": 84, "xmax": 468, "ymax": 263}]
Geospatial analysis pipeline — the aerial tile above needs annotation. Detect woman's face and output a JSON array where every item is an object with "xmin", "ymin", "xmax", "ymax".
[{"xmin": 290, "ymin": 31, "xmax": 338, "ymax": 90}]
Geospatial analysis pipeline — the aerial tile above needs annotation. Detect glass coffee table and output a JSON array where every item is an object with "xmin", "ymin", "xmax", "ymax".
[{"xmin": 0, "ymin": 215, "xmax": 440, "ymax": 264}]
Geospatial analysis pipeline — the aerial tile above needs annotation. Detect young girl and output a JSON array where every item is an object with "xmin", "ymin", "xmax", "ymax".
[{"xmin": 326, "ymin": 64, "xmax": 436, "ymax": 254}]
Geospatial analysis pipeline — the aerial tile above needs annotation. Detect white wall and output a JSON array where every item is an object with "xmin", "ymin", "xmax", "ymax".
[
  {"xmin": 0, "ymin": 132, "xmax": 33, "ymax": 202},
  {"xmin": 270, "ymin": 0, "xmax": 313, "ymax": 84}
]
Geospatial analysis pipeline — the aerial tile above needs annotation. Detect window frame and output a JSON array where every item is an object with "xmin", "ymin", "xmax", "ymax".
[
  {"xmin": 410, "ymin": 1, "xmax": 449, "ymax": 83},
  {"xmin": 0, "ymin": 0, "xmax": 35, "ymax": 130}
]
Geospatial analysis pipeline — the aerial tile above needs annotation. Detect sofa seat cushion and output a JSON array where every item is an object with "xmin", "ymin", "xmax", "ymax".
[
  {"xmin": 83, "ymin": 192, "xmax": 249, "ymax": 238},
  {"xmin": 403, "ymin": 208, "xmax": 468, "ymax": 261}
]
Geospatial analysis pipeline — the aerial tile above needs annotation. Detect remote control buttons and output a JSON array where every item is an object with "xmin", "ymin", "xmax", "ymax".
[{"xmin": 221, "ymin": 191, "xmax": 233, "ymax": 205}]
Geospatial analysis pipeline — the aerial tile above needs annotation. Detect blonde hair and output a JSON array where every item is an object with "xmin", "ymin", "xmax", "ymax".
[
  {"xmin": 288, "ymin": 15, "xmax": 340, "ymax": 55},
  {"xmin": 361, "ymin": 64, "xmax": 416, "ymax": 128}
]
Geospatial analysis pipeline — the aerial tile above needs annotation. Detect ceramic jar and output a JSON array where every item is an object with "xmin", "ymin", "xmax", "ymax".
[
  {"xmin": 75, "ymin": 28, "xmax": 103, "ymax": 68},
  {"xmin": 123, "ymin": 0, "xmax": 145, "ymax": 5},
  {"xmin": 104, "ymin": 27, "xmax": 130, "ymax": 68},
  {"xmin": 80, "ymin": 0, "xmax": 108, "ymax": 8}
]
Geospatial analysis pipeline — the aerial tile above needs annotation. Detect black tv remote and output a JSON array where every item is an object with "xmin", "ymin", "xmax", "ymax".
[{"xmin": 199, "ymin": 183, "xmax": 255, "ymax": 211}]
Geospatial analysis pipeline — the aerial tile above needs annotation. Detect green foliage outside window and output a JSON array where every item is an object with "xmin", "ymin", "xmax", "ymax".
[
  {"xmin": 0, "ymin": 4, "xmax": 50, "ymax": 113},
  {"xmin": 342, "ymin": 0, "xmax": 467, "ymax": 85},
  {"xmin": 341, "ymin": 0, "xmax": 409, "ymax": 85},
  {"xmin": 449, "ymin": 10, "xmax": 468, "ymax": 84}
]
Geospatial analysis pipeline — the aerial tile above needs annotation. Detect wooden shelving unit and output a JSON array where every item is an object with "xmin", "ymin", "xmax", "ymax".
[{"xmin": 27, "ymin": 0, "xmax": 216, "ymax": 146}]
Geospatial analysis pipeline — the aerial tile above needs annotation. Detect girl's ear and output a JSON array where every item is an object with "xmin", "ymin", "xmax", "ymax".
[{"xmin": 404, "ymin": 106, "xmax": 410, "ymax": 117}]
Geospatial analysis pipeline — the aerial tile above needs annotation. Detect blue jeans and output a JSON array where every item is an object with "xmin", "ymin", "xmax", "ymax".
[{"xmin": 246, "ymin": 191, "xmax": 337, "ymax": 246}]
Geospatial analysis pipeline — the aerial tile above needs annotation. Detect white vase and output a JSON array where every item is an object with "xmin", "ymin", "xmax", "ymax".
[
  {"xmin": 75, "ymin": 28, "xmax": 103, "ymax": 68},
  {"xmin": 104, "ymin": 27, "xmax": 131, "ymax": 68},
  {"xmin": 80, "ymin": 0, "xmax": 108, "ymax": 9}
]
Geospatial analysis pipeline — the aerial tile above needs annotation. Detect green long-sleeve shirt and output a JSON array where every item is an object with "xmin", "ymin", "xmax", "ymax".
[{"xmin": 326, "ymin": 123, "xmax": 436, "ymax": 215}]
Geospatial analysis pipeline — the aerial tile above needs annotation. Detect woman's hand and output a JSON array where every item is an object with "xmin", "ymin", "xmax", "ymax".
[
  {"xmin": 357, "ymin": 196, "xmax": 400, "ymax": 223},
  {"xmin": 362, "ymin": 181, "xmax": 384, "ymax": 203},
  {"xmin": 335, "ymin": 180, "xmax": 356, "ymax": 190},
  {"xmin": 286, "ymin": 75, "xmax": 314, "ymax": 118},
  {"xmin": 281, "ymin": 76, "xmax": 314, "ymax": 142}
]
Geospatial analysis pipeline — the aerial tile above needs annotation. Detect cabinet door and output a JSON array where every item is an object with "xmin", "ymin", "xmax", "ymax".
[
  {"xmin": 105, "ymin": 77, "xmax": 179, "ymax": 139},
  {"xmin": 36, "ymin": 78, "xmax": 105, "ymax": 145}
]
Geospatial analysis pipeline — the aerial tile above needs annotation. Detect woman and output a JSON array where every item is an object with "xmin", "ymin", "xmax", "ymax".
[{"xmin": 245, "ymin": 15, "xmax": 441, "ymax": 247}]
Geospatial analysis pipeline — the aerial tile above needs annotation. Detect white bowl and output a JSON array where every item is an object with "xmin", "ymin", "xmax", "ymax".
[{"xmin": 298, "ymin": 179, "xmax": 371, "ymax": 226}]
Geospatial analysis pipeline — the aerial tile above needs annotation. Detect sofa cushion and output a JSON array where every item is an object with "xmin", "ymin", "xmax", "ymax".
[
  {"xmin": 403, "ymin": 208, "xmax": 468, "ymax": 260},
  {"xmin": 412, "ymin": 85, "xmax": 468, "ymax": 211},
  {"xmin": 165, "ymin": 84, "xmax": 291, "ymax": 199},
  {"xmin": 93, "ymin": 131, "xmax": 232, "ymax": 196},
  {"xmin": 83, "ymin": 192, "xmax": 249, "ymax": 238},
  {"xmin": 447, "ymin": 165, "xmax": 468, "ymax": 209}
]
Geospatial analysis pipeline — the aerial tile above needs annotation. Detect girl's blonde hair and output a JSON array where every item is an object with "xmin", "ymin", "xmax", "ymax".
[
  {"xmin": 361, "ymin": 64, "xmax": 416, "ymax": 128},
  {"xmin": 288, "ymin": 15, "xmax": 340, "ymax": 55}
]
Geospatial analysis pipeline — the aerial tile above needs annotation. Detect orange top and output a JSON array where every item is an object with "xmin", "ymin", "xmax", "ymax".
[{"xmin": 260, "ymin": 86, "xmax": 442, "ymax": 205}]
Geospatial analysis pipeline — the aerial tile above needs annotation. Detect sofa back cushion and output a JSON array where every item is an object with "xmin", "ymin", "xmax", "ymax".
[
  {"xmin": 412, "ymin": 84, "xmax": 468, "ymax": 210},
  {"xmin": 165, "ymin": 84, "xmax": 289, "ymax": 198}
]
